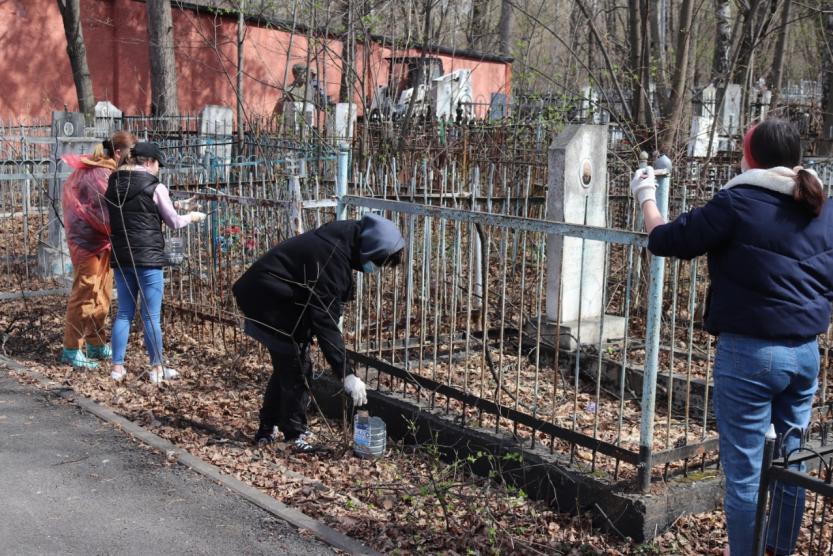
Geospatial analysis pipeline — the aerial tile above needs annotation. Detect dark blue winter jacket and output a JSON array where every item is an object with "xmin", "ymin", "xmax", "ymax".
[{"xmin": 648, "ymin": 181, "xmax": 833, "ymax": 339}]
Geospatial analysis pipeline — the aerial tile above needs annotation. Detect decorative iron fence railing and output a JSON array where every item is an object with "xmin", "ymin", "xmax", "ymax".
[
  {"xmin": 1, "ymin": 121, "xmax": 833, "ymax": 499},
  {"xmin": 753, "ymin": 429, "xmax": 833, "ymax": 555}
]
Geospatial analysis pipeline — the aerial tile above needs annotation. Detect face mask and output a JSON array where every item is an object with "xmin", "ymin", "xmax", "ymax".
[{"xmin": 361, "ymin": 261, "xmax": 380, "ymax": 273}]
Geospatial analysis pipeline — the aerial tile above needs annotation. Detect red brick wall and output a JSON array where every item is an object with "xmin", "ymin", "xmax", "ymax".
[{"xmin": 0, "ymin": 0, "xmax": 510, "ymax": 122}]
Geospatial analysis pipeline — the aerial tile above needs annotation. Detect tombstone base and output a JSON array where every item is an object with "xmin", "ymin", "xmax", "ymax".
[{"xmin": 532, "ymin": 315, "xmax": 626, "ymax": 351}]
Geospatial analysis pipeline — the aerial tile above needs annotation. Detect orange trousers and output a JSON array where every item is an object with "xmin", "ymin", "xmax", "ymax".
[{"xmin": 63, "ymin": 252, "xmax": 114, "ymax": 350}]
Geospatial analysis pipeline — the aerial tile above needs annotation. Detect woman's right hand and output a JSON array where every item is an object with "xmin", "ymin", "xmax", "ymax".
[
  {"xmin": 630, "ymin": 166, "xmax": 657, "ymax": 206},
  {"xmin": 188, "ymin": 211, "xmax": 207, "ymax": 223}
]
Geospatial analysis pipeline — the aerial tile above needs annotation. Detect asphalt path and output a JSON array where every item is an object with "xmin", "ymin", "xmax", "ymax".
[{"xmin": 0, "ymin": 368, "xmax": 335, "ymax": 556}]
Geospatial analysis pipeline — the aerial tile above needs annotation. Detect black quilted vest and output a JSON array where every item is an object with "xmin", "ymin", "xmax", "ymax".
[{"xmin": 105, "ymin": 170, "xmax": 166, "ymax": 268}]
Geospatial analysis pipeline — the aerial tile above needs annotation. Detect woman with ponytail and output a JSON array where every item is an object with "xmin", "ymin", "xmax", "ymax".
[
  {"xmin": 630, "ymin": 119, "xmax": 832, "ymax": 555},
  {"xmin": 60, "ymin": 131, "xmax": 137, "ymax": 369}
]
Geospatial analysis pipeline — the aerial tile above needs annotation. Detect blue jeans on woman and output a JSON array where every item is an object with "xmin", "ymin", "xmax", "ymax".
[
  {"xmin": 713, "ymin": 333, "xmax": 819, "ymax": 555},
  {"xmin": 112, "ymin": 267, "xmax": 164, "ymax": 366}
]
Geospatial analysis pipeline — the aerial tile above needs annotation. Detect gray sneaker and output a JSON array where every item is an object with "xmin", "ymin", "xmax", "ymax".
[{"xmin": 254, "ymin": 425, "xmax": 278, "ymax": 447}]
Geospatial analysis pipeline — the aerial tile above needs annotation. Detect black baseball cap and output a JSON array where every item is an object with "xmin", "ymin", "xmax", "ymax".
[{"xmin": 132, "ymin": 142, "xmax": 167, "ymax": 166}]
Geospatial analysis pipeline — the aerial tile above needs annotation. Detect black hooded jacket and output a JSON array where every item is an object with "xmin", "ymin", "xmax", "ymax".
[{"xmin": 233, "ymin": 220, "xmax": 364, "ymax": 378}]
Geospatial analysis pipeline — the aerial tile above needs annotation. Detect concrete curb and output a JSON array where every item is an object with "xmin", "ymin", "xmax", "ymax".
[{"xmin": 0, "ymin": 355, "xmax": 380, "ymax": 556}]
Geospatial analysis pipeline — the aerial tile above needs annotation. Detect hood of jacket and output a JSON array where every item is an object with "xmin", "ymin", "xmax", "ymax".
[
  {"xmin": 722, "ymin": 166, "xmax": 822, "ymax": 196},
  {"xmin": 357, "ymin": 213, "xmax": 405, "ymax": 263},
  {"xmin": 62, "ymin": 154, "xmax": 117, "ymax": 171}
]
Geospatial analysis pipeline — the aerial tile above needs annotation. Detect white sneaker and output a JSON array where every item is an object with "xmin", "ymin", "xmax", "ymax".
[
  {"xmin": 148, "ymin": 367, "xmax": 180, "ymax": 384},
  {"xmin": 111, "ymin": 368, "xmax": 127, "ymax": 382}
]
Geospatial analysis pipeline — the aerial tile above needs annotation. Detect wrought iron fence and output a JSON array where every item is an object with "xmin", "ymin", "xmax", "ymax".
[
  {"xmin": 3, "ymin": 119, "xmax": 833, "ymax": 497},
  {"xmin": 753, "ymin": 429, "xmax": 833, "ymax": 555}
]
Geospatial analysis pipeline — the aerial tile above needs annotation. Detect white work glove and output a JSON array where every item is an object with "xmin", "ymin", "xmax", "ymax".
[
  {"xmin": 630, "ymin": 166, "xmax": 657, "ymax": 206},
  {"xmin": 188, "ymin": 211, "xmax": 207, "ymax": 223},
  {"xmin": 343, "ymin": 374, "xmax": 368, "ymax": 406},
  {"xmin": 174, "ymin": 196, "xmax": 201, "ymax": 211}
]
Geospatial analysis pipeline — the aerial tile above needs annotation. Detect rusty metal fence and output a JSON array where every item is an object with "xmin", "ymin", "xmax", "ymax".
[
  {"xmin": 2, "ymin": 118, "xmax": 833, "ymax": 498},
  {"xmin": 753, "ymin": 429, "xmax": 833, "ymax": 555}
]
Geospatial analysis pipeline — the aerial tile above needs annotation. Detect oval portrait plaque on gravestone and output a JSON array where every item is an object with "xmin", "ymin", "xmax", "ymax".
[{"xmin": 580, "ymin": 159, "xmax": 592, "ymax": 188}]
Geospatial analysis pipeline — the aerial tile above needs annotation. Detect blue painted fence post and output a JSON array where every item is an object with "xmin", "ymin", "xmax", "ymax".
[{"xmin": 638, "ymin": 154, "xmax": 672, "ymax": 492}]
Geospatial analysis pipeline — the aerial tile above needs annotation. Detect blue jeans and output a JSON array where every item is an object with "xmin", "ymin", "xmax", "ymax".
[
  {"xmin": 112, "ymin": 267, "xmax": 164, "ymax": 366},
  {"xmin": 713, "ymin": 333, "xmax": 819, "ymax": 555}
]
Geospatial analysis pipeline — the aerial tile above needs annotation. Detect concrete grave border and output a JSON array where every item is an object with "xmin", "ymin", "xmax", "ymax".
[{"xmin": 310, "ymin": 373, "xmax": 724, "ymax": 542}]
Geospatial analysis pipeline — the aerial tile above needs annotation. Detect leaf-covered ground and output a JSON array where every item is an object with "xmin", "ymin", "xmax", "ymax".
[{"xmin": 1, "ymin": 294, "xmax": 821, "ymax": 555}]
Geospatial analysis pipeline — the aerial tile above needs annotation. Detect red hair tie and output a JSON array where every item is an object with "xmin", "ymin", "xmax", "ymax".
[{"xmin": 743, "ymin": 125, "xmax": 761, "ymax": 169}]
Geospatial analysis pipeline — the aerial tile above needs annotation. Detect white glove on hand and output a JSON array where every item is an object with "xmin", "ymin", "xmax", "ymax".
[
  {"xmin": 630, "ymin": 166, "xmax": 657, "ymax": 206},
  {"xmin": 188, "ymin": 211, "xmax": 207, "ymax": 223},
  {"xmin": 174, "ymin": 196, "xmax": 200, "ymax": 211},
  {"xmin": 343, "ymin": 374, "xmax": 368, "ymax": 406}
]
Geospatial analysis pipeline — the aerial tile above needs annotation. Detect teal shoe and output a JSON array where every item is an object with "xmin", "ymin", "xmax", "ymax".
[
  {"xmin": 60, "ymin": 348, "xmax": 99, "ymax": 369},
  {"xmin": 85, "ymin": 344, "xmax": 112, "ymax": 360}
]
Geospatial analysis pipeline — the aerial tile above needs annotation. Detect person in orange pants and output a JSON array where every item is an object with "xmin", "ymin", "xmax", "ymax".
[{"xmin": 61, "ymin": 131, "xmax": 136, "ymax": 369}]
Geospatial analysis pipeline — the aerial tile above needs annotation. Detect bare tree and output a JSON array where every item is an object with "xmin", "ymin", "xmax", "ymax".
[
  {"xmin": 498, "ymin": 0, "xmax": 513, "ymax": 56},
  {"xmin": 338, "ymin": 0, "xmax": 358, "ymax": 104},
  {"xmin": 627, "ymin": 0, "xmax": 643, "ymax": 123},
  {"xmin": 147, "ymin": 0, "xmax": 180, "ymax": 117},
  {"xmin": 468, "ymin": 0, "xmax": 489, "ymax": 50},
  {"xmin": 821, "ymin": 3, "xmax": 833, "ymax": 155},
  {"xmin": 56, "ymin": 0, "xmax": 95, "ymax": 122},
  {"xmin": 732, "ymin": 0, "xmax": 778, "ymax": 88},
  {"xmin": 711, "ymin": 0, "xmax": 732, "ymax": 84},
  {"xmin": 639, "ymin": 0, "xmax": 654, "ymax": 126},
  {"xmin": 650, "ymin": 0, "xmax": 669, "ymax": 117},
  {"xmin": 769, "ymin": 0, "xmax": 793, "ymax": 107},
  {"xmin": 237, "ymin": 1, "xmax": 246, "ymax": 156},
  {"xmin": 659, "ymin": 0, "xmax": 695, "ymax": 153}
]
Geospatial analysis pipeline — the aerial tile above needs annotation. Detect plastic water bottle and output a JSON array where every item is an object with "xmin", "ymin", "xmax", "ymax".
[
  {"xmin": 353, "ymin": 410, "xmax": 385, "ymax": 458},
  {"xmin": 165, "ymin": 237, "xmax": 184, "ymax": 266},
  {"xmin": 354, "ymin": 410, "xmax": 370, "ymax": 453}
]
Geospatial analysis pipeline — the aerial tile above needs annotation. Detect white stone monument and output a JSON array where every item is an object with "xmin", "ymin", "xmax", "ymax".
[
  {"xmin": 198, "ymin": 105, "xmax": 233, "ymax": 181},
  {"xmin": 687, "ymin": 84, "xmax": 718, "ymax": 157},
  {"xmin": 688, "ymin": 116, "xmax": 718, "ymax": 157},
  {"xmin": 721, "ymin": 84, "xmax": 742, "ymax": 136},
  {"xmin": 431, "ymin": 69, "xmax": 474, "ymax": 121},
  {"xmin": 94, "ymin": 101, "xmax": 122, "ymax": 136},
  {"xmin": 327, "ymin": 103, "xmax": 357, "ymax": 142},
  {"xmin": 543, "ymin": 124, "xmax": 625, "ymax": 350}
]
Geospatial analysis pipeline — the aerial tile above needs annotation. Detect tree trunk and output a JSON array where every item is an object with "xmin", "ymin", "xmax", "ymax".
[
  {"xmin": 498, "ymin": 0, "xmax": 512, "ymax": 56},
  {"xmin": 731, "ymin": 0, "xmax": 763, "ymax": 86},
  {"xmin": 711, "ymin": 0, "xmax": 732, "ymax": 84},
  {"xmin": 769, "ymin": 0, "xmax": 792, "ymax": 107},
  {"xmin": 396, "ymin": 0, "xmax": 431, "ymax": 151},
  {"xmin": 146, "ymin": 0, "xmax": 180, "ymax": 117},
  {"xmin": 236, "ymin": 1, "xmax": 246, "ymax": 160},
  {"xmin": 639, "ymin": 0, "xmax": 654, "ymax": 127},
  {"xmin": 627, "ymin": 0, "xmax": 643, "ymax": 123},
  {"xmin": 468, "ymin": 0, "xmax": 488, "ymax": 50},
  {"xmin": 650, "ymin": 0, "xmax": 668, "ymax": 118},
  {"xmin": 821, "ymin": 4, "xmax": 833, "ymax": 155},
  {"xmin": 659, "ymin": 0, "xmax": 694, "ymax": 154},
  {"xmin": 338, "ymin": 0, "xmax": 355, "ymax": 103},
  {"xmin": 56, "ymin": 0, "xmax": 95, "ymax": 122}
]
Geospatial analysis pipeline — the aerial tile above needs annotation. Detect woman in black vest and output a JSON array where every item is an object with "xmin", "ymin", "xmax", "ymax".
[{"xmin": 105, "ymin": 142, "xmax": 205, "ymax": 384}]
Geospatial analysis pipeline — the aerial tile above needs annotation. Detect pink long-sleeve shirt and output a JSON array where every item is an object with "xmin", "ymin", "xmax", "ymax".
[
  {"xmin": 127, "ymin": 166, "xmax": 192, "ymax": 229},
  {"xmin": 153, "ymin": 183, "xmax": 192, "ymax": 229}
]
